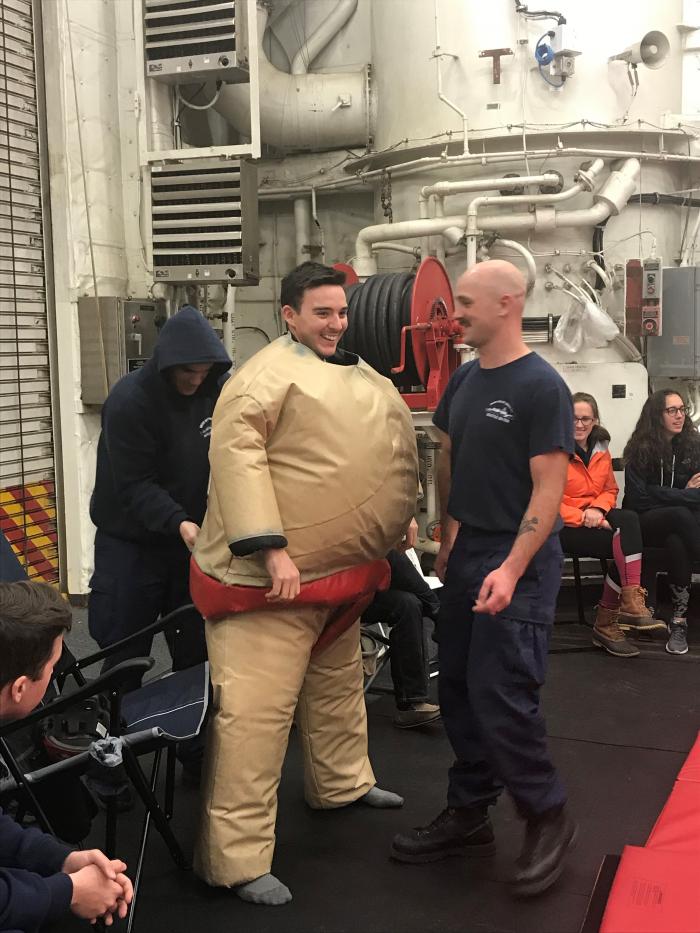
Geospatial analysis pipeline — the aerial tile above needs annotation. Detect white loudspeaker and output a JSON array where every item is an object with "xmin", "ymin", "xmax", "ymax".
[{"xmin": 609, "ymin": 30, "xmax": 670, "ymax": 69}]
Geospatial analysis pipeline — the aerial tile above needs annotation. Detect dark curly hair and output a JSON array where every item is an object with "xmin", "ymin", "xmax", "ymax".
[
  {"xmin": 572, "ymin": 391, "xmax": 611, "ymax": 448},
  {"xmin": 623, "ymin": 388, "xmax": 700, "ymax": 475}
]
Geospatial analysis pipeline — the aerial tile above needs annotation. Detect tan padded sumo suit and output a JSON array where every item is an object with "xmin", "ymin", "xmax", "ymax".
[{"xmin": 192, "ymin": 334, "xmax": 418, "ymax": 887}]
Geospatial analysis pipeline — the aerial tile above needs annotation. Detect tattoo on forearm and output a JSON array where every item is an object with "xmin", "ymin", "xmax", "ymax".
[{"xmin": 517, "ymin": 516, "xmax": 539, "ymax": 538}]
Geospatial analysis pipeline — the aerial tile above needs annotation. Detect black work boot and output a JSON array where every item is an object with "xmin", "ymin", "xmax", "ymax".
[
  {"xmin": 512, "ymin": 806, "xmax": 578, "ymax": 897},
  {"xmin": 390, "ymin": 807, "xmax": 495, "ymax": 863}
]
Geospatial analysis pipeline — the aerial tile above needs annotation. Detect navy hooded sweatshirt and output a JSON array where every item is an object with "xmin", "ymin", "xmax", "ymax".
[
  {"xmin": 0, "ymin": 808, "xmax": 73, "ymax": 932},
  {"xmin": 90, "ymin": 306, "xmax": 231, "ymax": 543}
]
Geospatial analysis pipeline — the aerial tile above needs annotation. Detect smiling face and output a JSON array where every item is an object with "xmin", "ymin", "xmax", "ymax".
[
  {"xmin": 282, "ymin": 284, "xmax": 348, "ymax": 358},
  {"xmin": 574, "ymin": 400, "xmax": 597, "ymax": 449},
  {"xmin": 660, "ymin": 392, "xmax": 686, "ymax": 439}
]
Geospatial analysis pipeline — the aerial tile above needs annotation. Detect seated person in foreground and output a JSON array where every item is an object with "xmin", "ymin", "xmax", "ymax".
[
  {"xmin": 0, "ymin": 580, "xmax": 133, "ymax": 931},
  {"xmin": 362, "ymin": 549, "xmax": 441, "ymax": 728},
  {"xmin": 559, "ymin": 392, "xmax": 663, "ymax": 658}
]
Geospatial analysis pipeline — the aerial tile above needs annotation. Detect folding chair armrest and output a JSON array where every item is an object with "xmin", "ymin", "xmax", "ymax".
[
  {"xmin": 64, "ymin": 603, "xmax": 200, "ymax": 675},
  {"xmin": 0, "ymin": 657, "xmax": 155, "ymax": 739}
]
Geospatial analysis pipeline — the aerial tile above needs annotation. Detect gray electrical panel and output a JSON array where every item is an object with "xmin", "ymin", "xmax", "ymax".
[
  {"xmin": 646, "ymin": 266, "xmax": 700, "ymax": 380},
  {"xmin": 78, "ymin": 297, "xmax": 166, "ymax": 405}
]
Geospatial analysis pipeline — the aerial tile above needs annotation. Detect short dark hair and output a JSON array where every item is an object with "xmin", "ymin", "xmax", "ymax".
[
  {"xmin": 280, "ymin": 261, "xmax": 345, "ymax": 311},
  {"xmin": 0, "ymin": 581, "xmax": 72, "ymax": 686}
]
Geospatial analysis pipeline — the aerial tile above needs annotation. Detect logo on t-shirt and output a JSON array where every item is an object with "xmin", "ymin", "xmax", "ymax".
[
  {"xmin": 485, "ymin": 400, "xmax": 515, "ymax": 424},
  {"xmin": 199, "ymin": 417, "xmax": 212, "ymax": 438}
]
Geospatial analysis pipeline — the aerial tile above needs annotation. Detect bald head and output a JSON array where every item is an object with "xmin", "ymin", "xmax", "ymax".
[
  {"xmin": 458, "ymin": 260, "xmax": 527, "ymax": 309},
  {"xmin": 453, "ymin": 260, "xmax": 528, "ymax": 352}
]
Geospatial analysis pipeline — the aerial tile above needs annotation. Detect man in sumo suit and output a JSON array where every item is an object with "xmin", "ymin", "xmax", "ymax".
[{"xmin": 190, "ymin": 261, "xmax": 419, "ymax": 905}]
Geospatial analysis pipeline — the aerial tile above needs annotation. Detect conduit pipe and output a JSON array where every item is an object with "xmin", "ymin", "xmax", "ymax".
[
  {"xmin": 291, "ymin": 0, "xmax": 358, "ymax": 75},
  {"xmin": 491, "ymin": 239, "xmax": 537, "ymax": 292},
  {"xmin": 354, "ymin": 159, "xmax": 640, "ymax": 277},
  {"xmin": 355, "ymin": 215, "xmax": 469, "ymax": 277},
  {"xmin": 214, "ymin": 4, "xmax": 369, "ymax": 150},
  {"xmin": 420, "ymin": 172, "xmax": 562, "ymax": 202},
  {"xmin": 465, "ymin": 160, "xmax": 605, "ymax": 266},
  {"xmin": 294, "ymin": 198, "xmax": 312, "ymax": 265},
  {"xmin": 372, "ymin": 243, "xmax": 421, "ymax": 257},
  {"xmin": 585, "ymin": 260, "xmax": 612, "ymax": 289}
]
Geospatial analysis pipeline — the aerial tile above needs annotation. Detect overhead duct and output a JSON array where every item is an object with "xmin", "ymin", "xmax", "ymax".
[
  {"xmin": 291, "ymin": 0, "xmax": 358, "ymax": 75},
  {"xmin": 213, "ymin": 4, "xmax": 370, "ymax": 150}
]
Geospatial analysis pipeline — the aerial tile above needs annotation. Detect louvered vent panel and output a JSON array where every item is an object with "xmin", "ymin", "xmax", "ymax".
[
  {"xmin": 151, "ymin": 158, "xmax": 258, "ymax": 284},
  {"xmin": 144, "ymin": 0, "xmax": 248, "ymax": 83}
]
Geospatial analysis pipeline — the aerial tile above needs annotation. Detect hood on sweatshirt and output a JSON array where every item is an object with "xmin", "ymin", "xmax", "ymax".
[{"xmin": 153, "ymin": 305, "xmax": 231, "ymax": 381}]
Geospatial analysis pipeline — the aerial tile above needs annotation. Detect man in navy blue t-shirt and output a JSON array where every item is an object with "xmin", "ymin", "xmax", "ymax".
[{"xmin": 392, "ymin": 260, "xmax": 576, "ymax": 897}]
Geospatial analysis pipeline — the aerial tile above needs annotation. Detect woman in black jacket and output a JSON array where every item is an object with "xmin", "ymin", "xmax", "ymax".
[{"xmin": 623, "ymin": 389, "xmax": 700, "ymax": 655}]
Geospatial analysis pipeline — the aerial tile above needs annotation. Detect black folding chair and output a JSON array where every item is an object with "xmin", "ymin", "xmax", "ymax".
[{"xmin": 0, "ymin": 605, "xmax": 209, "ymax": 932}]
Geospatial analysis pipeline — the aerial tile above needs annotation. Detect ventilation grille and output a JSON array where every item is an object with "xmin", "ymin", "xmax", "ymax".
[
  {"xmin": 151, "ymin": 158, "xmax": 258, "ymax": 284},
  {"xmin": 145, "ymin": 0, "xmax": 247, "ymax": 83}
]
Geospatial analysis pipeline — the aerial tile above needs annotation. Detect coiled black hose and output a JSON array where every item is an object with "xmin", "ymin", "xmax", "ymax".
[{"xmin": 342, "ymin": 272, "xmax": 421, "ymax": 388}]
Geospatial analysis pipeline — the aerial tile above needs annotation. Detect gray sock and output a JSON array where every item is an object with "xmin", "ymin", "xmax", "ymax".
[
  {"xmin": 235, "ymin": 873, "xmax": 292, "ymax": 906},
  {"xmin": 359, "ymin": 785, "xmax": 404, "ymax": 808}
]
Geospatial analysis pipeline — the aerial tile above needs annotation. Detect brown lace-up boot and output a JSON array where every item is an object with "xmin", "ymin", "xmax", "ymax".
[
  {"xmin": 618, "ymin": 585, "xmax": 666, "ymax": 632},
  {"xmin": 592, "ymin": 605, "xmax": 640, "ymax": 657}
]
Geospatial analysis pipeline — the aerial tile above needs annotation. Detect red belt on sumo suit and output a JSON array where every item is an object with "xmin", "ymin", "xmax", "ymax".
[{"xmin": 190, "ymin": 557, "xmax": 390, "ymax": 655}]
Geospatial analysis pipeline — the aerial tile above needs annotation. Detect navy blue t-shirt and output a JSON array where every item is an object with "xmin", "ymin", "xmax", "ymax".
[{"xmin": 433, "ymin": 352, "xmax": 573, "ymax": 534}]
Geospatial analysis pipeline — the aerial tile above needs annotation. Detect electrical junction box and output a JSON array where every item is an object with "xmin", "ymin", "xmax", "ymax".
[
  {"xmin": 641, "ymin": 257, "xmax": 662, "ymax": 336},
  {"xmin": 646, "ymin": 267, "xmax": 700, "ymax": 379},
  {"xmin": 78, "ymin": 298, "xmax": 166, "ymax": 405},
  {"xmin": 551, "ymin": 24, "xmax": 581, "ymax": 58},
  {"xmin": 144, "ymin": 0, "xmax": 249, "ymax": 85}
]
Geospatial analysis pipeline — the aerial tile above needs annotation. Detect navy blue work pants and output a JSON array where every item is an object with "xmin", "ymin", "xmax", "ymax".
[
  {"xmin": 88, "ymin": 530, "xmax": 206, "ymax": 673},
  {"xmin": 438, "ymin": 528, "xmax": 566, "ymax": 818}
]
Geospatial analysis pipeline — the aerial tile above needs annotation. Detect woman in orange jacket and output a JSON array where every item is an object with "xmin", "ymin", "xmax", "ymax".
[{"xmin": 560, "ymin": 392, "xmax": 664, "ymax": 657}]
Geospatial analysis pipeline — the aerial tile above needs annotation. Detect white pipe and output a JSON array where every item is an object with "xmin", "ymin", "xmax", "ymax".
[
  {"xmin": 420, "ymin": 172, "xmax": 561, "ymax": 200},
  {"xmin": 215, "ymin": 5, "xmax": 368, "ymax": 150},
  {"xmin": 585, "ymin": 260, "xmax": 612, "ymax": 289},
  {"xmin": 418, "ymin": 196, "xmax": 431, "ymax": 260},
  {"xmin": 355, "ymin": 158, "xmax": 640, "ymax": 277},
  {"xmin": 434, "ymin": 195, "xmax": 446, "ymax": 263},
  {"xmin": 465, "ymin": 181, "xmax": 588, "ymax": 267},
  {"xmin": 492, "ymin": 239, "xmax": 537, "ymax": 292},
  {"xmin": 258, "ymin": 148, "xmax": 698, "ymax": 201},
  {"xmin": 149, "ymin": 81, "xmax": 175, "ymax": 152},
  {"xmin": 433, "ymin": 0, "xmax": 469, "ymax": 153},
  {"xmin": 223, "ymin": 285, "xmax": 236, "ymax": 367},
  {"xmin": 466, "ymin": 159, "xmax": 638, "ymax": 265},
  {"xmin": 681, "ymin": 208, "xmax": 700, "ymax": 266},
  {"xmin": 294, "ymin": 198, "xmax": 312, "ymax": 265},
  {"xmin": 355, "ymin": 215, "xmax": 468, "ymax": 277},
  {"xmin": 372, "ymin": 243, "xmax": 421, "ymax": 257},
  {"xmin": 291, "ymin": 0, "xmax": 358, "ymax": 75}
]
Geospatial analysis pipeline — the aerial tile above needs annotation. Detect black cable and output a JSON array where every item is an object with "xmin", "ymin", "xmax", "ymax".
[
  {"xmin": 513, "ymin": 0, "xmax": 565, "ymax": 24},
  {"xmin": 628, "ymin": 192, "xmax": 700, "ymax": 207}
]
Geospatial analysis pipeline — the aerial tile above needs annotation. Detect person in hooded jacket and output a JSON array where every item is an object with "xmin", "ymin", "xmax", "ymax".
[
  {"xmin": 88, "ymin": 305, "xmax": 231, "ymax": 673},
  {"xmin": 622, "ymin": 388, "xmax": 700, "ymax": 655},
  {"xmin": 559, "ymin": 392, "xmax": 664, "ymax": 659}
]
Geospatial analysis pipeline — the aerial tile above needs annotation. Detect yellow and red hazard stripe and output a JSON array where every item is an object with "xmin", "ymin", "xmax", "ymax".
[{"xmin": 0, "ymin": 481, "xmax": 59, "ymax": 584}]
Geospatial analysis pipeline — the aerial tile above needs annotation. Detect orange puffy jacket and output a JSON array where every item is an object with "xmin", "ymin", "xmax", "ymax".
[{"xmin": 560, "ymin": 444, "xmax": 619, "ymax": 527}]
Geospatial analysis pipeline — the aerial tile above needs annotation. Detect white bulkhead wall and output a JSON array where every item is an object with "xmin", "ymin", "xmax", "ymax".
[
  {"xmin": 371, "ymin": 0, "xmax": 687, "ymax": 146},
  {"xmin": 42, "ymin": 0, "xmax": 134, "ymax": 594}
]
